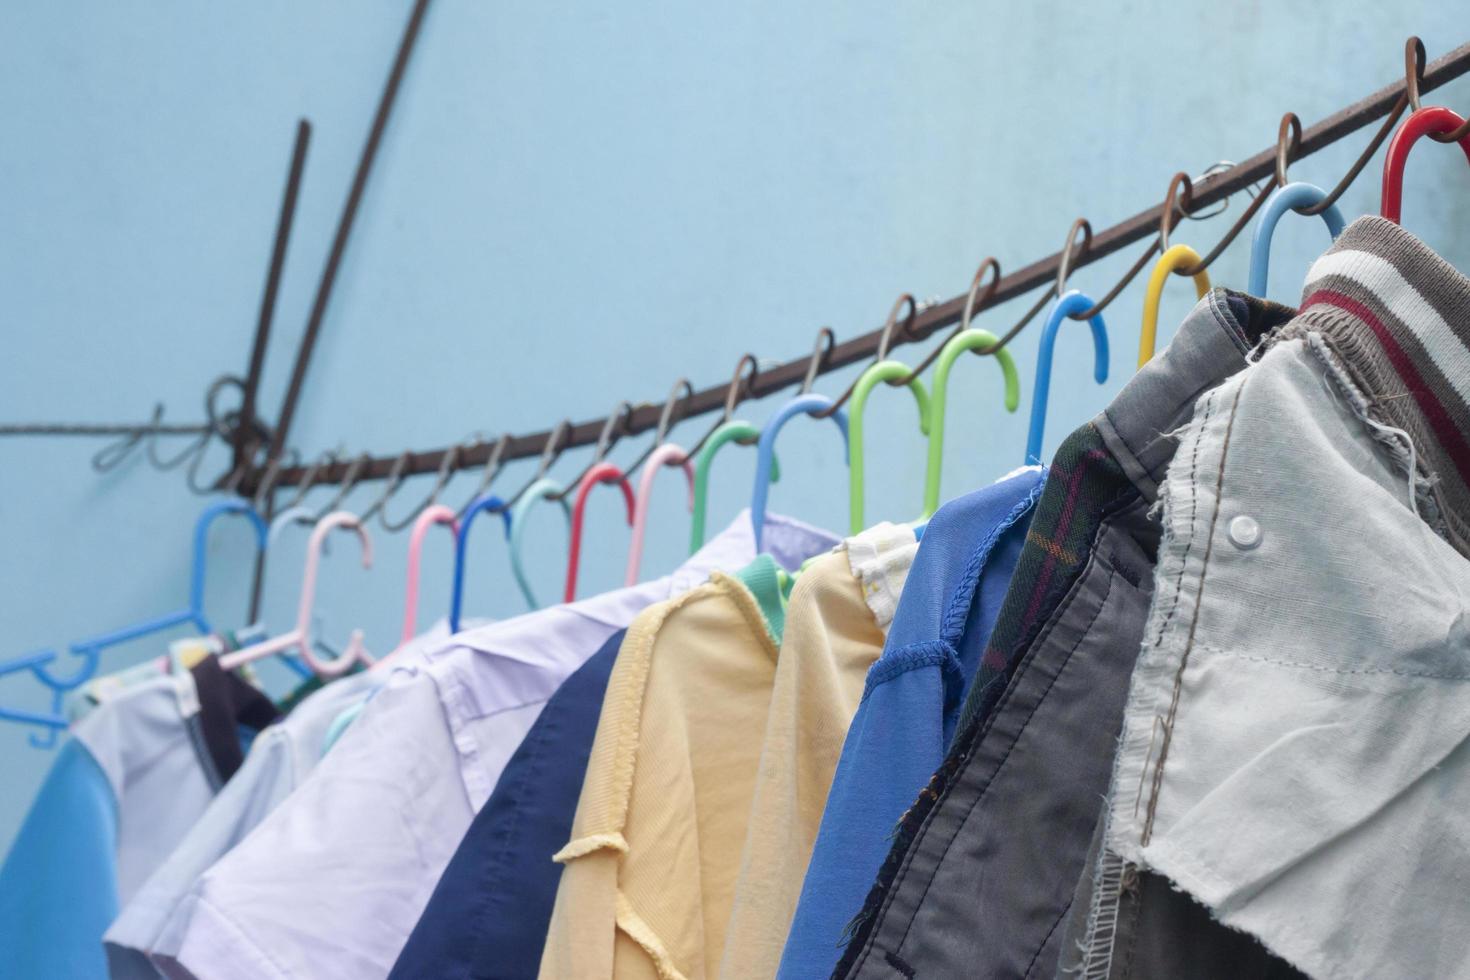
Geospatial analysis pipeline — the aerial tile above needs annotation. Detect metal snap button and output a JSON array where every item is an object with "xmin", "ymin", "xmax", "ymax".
[{"xmin": 1228, "ymin": 514, "xmax": 1262, "ymax": 550}]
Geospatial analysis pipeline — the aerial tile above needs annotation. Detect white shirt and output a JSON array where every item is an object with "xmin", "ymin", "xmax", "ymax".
[
  {"xmin": 104, "ymin": 666, "xmax": 380, "ymax": 972},
  {"xmin": 155, "ymin": 511, "xmax": 837, "ymax": 980}
]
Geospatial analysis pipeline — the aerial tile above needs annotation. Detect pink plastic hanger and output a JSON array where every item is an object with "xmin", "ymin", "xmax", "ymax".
[
  {"xmin": 625, "ymin": 443, "xmax": 694, "ymax": 586},
  {"xmin": 563, "ymin": 462, "xmax": 637, "ymax": 603},
  {"xmin": 219, "ymin": 511, "xmax": 375, "ymax": 677},
  {"xmin": 397, "ymin": 504, "xmax": 459, "ymax": 647}
]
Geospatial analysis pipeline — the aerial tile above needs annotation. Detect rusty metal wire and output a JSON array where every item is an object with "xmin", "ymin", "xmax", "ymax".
[{"xmin": 233, "ymin": 34, "xmax": 1470, "ymax": 514}]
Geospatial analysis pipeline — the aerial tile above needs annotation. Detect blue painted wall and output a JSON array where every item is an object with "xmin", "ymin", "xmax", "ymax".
[{"xmin": 3, "ymin": 2, "xmax": 1468, "ymax": 853}]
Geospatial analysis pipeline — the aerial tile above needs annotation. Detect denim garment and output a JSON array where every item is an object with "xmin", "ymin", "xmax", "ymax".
[
  {"xmin": 388, "ymin": 629, "xmax": 628, "ymax": 980},
  {"xmin": 836, "ymin": 290, "xmax": 1293, "ymax": 980},
  {"xmin": 777, "ymin": 467, "xmax": 1044, "ymax": 980},
  {"xmin": 1079, "ymin": 218, "xmax": 1470, "ymax": 980}
]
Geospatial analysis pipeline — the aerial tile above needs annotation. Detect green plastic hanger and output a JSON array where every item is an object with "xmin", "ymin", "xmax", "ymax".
[
  {"xmin": 842, "ymin": 295, "xmax": 937, "ymax": 534},
  {"xmin": 848, "ymin": 362, "xmax": 930, "ymax": 534},
  {"xmin": 508, "ymin": 477, "xmax": 571, "ymax": 610},
  {"xmin": 922, "ymin": 329, "xmax": 1021, "ymax": 518},
  {"xmin": 690, "ymin": 420, "xmax": 780, "ymax": 553}
]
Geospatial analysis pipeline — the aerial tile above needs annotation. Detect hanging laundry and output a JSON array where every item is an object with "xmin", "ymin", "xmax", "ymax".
[
  {"xmin": 537, "ymin": 558, "xmax": 800, "ymax": 979},
  {"xmin": 387, "ymin": 628, "xmax": 631, "ymax": 980},
  {"xmin": 155, "ymin": 511, "xmax": 835, "ymax": 980},
  {"xmin": 779, "ymin": 465, "xmax": 1045, "ymax": 980},
  {"xmin": 0, "ymin": 649, "xmax": 279, "ymax": 980},
  {"xmin": 831, "ymin": 291, "xmax": 1295, "ymax": 980},
  {"xmin": 102, "ymin": 666, "xmax": 379, "ymax": 972},
  {"xmin": 720, "ymin": 523, "xmax": 917, "ymax": 980},
  {"xmin": 1070, "ymin": 217, "xmax": 1470, "ymax": 980}
]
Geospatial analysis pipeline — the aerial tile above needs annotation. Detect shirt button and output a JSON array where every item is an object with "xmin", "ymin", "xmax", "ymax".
[{"xmin": 1228, "ymin": 515, "xmax": 1262, "ymax": 550}]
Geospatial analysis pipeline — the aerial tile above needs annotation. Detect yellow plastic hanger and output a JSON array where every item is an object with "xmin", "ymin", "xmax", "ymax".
[{"xmin": 1138, "ymin": 244, "xmax": 1209, "ymax": 368}]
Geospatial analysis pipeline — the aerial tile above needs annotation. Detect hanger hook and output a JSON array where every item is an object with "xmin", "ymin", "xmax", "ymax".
[
  {"xmin": 1275, "ymin": 113, "xmax": 1302, "ymax": 190},
  {"xmin": 961, "ymin": 259, "xmax": 1001, "ymax": 333},
  {"xmin": 800, "ymin": 327, "xmax": 837, "ymax": 395},
  {"xmin": 382, "ymin": 441, "xmax": 467, "ymax": 532},
  {"xmin": 1406, "ymin": 36, "xmax": 1427, "ymax": 112},
  {"xmin": 1054, "ymin": 218, "xmax": 1093, "ymax": 297},
  {"xmin": 220, "ymin": 459, "xmax": 251, "ymax": 498},
  {"xmin": 531, "ymin": 420, "xmax": 573, "ymax": 481},
  {"xmin": 359, "ymin": 451, "xmax": 412, "ymax": 524},
  {"xmin": 1159, "ymin": 172, "xmax": 1195, "ymax": 252},
  {"xmin": 723, "ymin": 354, "xmax": 762, "ymax": 423},
  {"xmin": 654, "ymin": 379, "xmax": 695, "ymax": 446},
  {"xmin": 313, "ymin": 452, "xmax": 371, "ymax": 520},
  {"xmin": 281, "ymin": 449, "xmax": 338, "ymax": 511},
  {"xmin": 457, "ymin": 433, "xmax": 510, "ymax": 519},
  {"xmin": 876, "ymin": 294, "xmax": 918, "ymax": 361},
  {"xmin": 686, "ymin": 353, "xmax": 765, "ymax": 461},
  {"xmin": 548, "ymin": 404, "xmax": 634, "ymax": 504},
  {"xmin": 250, "ymin": 449, "xmax": 300, "ymax": 513},
  {"xmin": 594, "ymin": 402, "xmax": 636, "ymax": 464}
]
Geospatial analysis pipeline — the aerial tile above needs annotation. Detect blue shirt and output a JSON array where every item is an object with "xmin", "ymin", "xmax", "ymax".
[
  {"xmin": 0, "ymin": 739, "xmax": 118, "ymax": 978},
  {"xmin": 388, "ymin": 628, "xmax": 628, "ymax": 980},
  {"xmin": 776, "ymin": 468, "xmax": 1046, "ymax": 980}
]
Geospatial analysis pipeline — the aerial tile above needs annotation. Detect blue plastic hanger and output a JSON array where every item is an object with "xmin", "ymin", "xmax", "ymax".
[
  {"xmin": 1246, "ymin": 182, "xmax": 1346, "ymax": 297},
  {"xmin": 0, "ymin": 652, "xmax": 82, "ymax": 745},
  {"xmin": 1026, "ymin": 290, "xmax": 1110, "ymax": 464},
  {"xmin": 448, "ymin": 494, "xmax": 513, "ymax": 634},
  {"xmin": 3, "ymin": 500, "xmax": 269, "ymax": 747},
  {"xmin": 750, "ymin": 394, "xmax": 850, "ymax": 551}
]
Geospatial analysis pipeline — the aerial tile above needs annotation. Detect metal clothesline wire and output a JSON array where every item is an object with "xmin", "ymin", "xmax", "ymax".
[{"xmin": 244, "ymin": 36, "xmax": 1470, "ymax": 515}]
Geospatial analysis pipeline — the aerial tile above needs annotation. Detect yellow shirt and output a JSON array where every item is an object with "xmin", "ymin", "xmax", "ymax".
[
  {"xmin": 719, "ymin": 523, "xmax": 915, "ymax": 980},
  {"xmin": 539, "ymin": 569, "xmax": 783, "ymax": 980}
]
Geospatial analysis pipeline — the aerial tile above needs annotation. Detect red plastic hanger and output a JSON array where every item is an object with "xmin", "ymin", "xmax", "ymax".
[
  {"xmin": 564, "ymin": 462, "xmax": 637, "ymax": 602},
  {"xmin": 1382, "ymin": 106, "xmax": 1470, "ymax": 223}
]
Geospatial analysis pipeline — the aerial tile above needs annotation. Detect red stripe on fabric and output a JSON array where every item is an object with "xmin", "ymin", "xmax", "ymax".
[{"xmin": 1302, "ymin": 289, "xmax": 1470, "ymax": 486}]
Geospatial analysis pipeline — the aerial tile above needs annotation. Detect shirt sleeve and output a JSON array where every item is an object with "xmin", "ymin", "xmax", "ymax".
[{"xmin": 0, "ymin": 739, "xmax": 119, "ymax": 980}]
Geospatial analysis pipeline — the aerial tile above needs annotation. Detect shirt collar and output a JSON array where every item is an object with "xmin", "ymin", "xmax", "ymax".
[
  {"xmin": 1290, "ymin": 215, "xmax": 1470, "ymax": 553},
  {"xmin": 445, "ymin": 508, "xmax": 837, "ymax": 657},
  {"xmin": 1096, "ymin": 288, "xmax": 1294, "ymax": 501}
]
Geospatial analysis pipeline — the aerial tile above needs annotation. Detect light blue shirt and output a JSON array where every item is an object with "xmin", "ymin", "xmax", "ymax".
[
  {"xmin": 0, "ymin": 670, "xmax": 222, "ymax": 980},
  {"xmin": 0, "ymin": 739, "xmax": 118, "ymax": 978}
]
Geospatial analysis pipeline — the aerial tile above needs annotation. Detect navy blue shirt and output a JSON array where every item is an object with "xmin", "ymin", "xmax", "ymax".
[{"xmin": 389, "ymin": 628, "xmax": 627, "ymax": 980}]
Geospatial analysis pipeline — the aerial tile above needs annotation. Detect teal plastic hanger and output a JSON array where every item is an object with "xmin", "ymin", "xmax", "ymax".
[
  {"xmin": 848, "ymin": 362, "xmax": 930, "ymax": 534},
  {"xmin": 922, "ymin": 330, "xmax": 1021, "ymax": 518},
  {"xmin": 508, "ymin": 478, "xmax": 571, "ymax": 610}
]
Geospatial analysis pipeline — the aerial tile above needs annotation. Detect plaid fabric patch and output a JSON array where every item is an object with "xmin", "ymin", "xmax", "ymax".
[{"xmin": 959, "ymin": 433, "xmax": 1130, "ymax": 734}]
